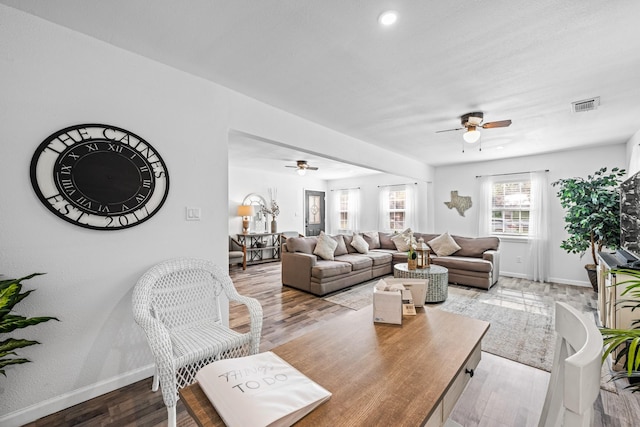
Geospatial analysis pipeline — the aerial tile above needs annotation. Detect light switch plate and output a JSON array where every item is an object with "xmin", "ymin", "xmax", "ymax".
[{"xmin": 186, "ymin": 207, "xmax": 201, "ymax": 221}]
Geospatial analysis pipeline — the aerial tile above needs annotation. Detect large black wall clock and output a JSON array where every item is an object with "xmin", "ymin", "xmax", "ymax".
[{"xmin": 30, "ymin": 124, "xmax": 170, "ymax": 230}]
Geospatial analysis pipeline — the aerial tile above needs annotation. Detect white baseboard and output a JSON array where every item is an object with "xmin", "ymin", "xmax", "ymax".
[{"xmin": 0, "ymin": 364, "xmax": 155, "ymax": 427}]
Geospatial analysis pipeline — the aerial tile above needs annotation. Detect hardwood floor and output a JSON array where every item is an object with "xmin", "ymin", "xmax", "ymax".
[{"xmin": 23, "ymin": 263, "xmax": 639, "ymax": 426}]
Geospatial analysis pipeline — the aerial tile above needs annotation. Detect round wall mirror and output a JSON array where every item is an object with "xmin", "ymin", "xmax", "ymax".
[{"xmin": 242, "ymin": 193, "xmax": 267, "ymax": 233}]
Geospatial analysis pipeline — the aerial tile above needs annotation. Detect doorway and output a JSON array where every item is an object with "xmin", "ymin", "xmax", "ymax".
[{"xmin": 304, "ymin": 190, "xmax": 325, "ymax": 236}]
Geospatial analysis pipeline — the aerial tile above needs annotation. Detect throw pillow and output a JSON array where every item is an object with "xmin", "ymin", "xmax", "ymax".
[
  {"xmin": 313, "ymin": 231, "xmax": 338, "ymax": 260},
  {"xmin": 428, "ymin": 232, "xmax": 461, "ymax": 257},
  {"xmin": 391, "ymin": 233, "xmax": 412, "ymax": 251},
  {"xmin": 350, "ymin": 234, "xmax": 369, "ymax": 254},
  {"xmin": 342, "ymin": 234, "xmax": 359, "ymax": 253},
  {"xmin": 331, "ymin": 234, "xmax": 349, "ymax": 256},
  {"xmin": 391, "ymin": 228, "xmax": 415, "ymax": 252},
  {"xmin": 363, "ymin": 231, "xmax": 381, "ymax": 249},
  {"xmin": 378, "ymin": 232, "xmax": 397, "ymax": 249}
]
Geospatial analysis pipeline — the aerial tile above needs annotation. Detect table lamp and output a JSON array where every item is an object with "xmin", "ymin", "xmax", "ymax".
[{"xmin": 237, "ymin": 205, "xmax": 255, "ymax": 234}]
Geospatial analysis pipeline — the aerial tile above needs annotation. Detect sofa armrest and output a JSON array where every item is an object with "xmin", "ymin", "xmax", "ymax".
[
  {"xmin": 281, "ymin": 251, "xmax": 317, "ymax": 292},
  {"xmin": 483, "ymin": 250, "xmax": 500, "ymax": 284}
]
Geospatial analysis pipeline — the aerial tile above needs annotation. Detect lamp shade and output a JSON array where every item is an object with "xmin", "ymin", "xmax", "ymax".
[
  {"xmin": 237, "ymin": 205, "xmax": 255, "ymax": 217},
  {"xmin": 463, "ymin": 128, "xmax": 481, "ymax": 143}
]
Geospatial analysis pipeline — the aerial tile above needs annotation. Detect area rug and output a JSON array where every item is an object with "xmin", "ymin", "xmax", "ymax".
[{"xmin": 322, "ymin": 276, "xmax": 616, "ymax": 390}]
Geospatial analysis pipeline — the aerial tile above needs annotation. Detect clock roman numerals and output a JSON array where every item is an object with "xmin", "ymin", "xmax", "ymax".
[{"xmin": 31, "ymin": 124, "xmax": 169, "ymax": 230}]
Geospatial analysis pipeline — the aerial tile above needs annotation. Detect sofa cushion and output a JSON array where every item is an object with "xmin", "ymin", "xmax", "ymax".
[
  {"xmin": 378, "ymin": 232, "xmax": 397, "ymax": 250},
  {"xmin": 432, "ymin": 256, "xmax": 493, "ymax": 273},
  {"xmin": 286, "ymin": 236, "xmax": 317, "ymax": 254},
  {"xmin": 452, "ymin": 236, "xmax": 500, "ymax": 258},
  {"xmin": 350, "ymin": 234, "xmax": 369, "ymax": 254},
  {"xmin": 341, "ymin": 234, "xmax": 359, "ymax": 253},
  {"xmin": 428, "ymin": 232, "xmax": 461, "ymax": 256},
  {"xmin": 362, "ymin": 231, "xmax": 381, "ymax": 249},
  {"xmin": 335, "ymin": 254, "xmax": 373, "ymax": 271},
  {"xmin": 311, "ymin": 261, "xmax": 351, "ymax": 279},
  {"xmin": 311, "ymin": 260, "xmax": 352, "ymax": 279},
  {"xmin": 331, "ymin": 234, "xmax": 349, "ymax": 256},
  {"xmin": 314, "ymin": 232, "xmax": 338, "ymax": 260},
  {"xmin": 363, "ymin": 251, "xmax": 393, "ymax": 266}
]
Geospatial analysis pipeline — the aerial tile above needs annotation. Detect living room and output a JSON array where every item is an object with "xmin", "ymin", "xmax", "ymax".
[{"xmin": 2, "ymin": 2, "xmax": 640, "ymax": 426}]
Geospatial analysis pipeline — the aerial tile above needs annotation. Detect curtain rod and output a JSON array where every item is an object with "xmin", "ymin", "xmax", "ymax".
[
  {"xmin": 330, "ymin": 186, "xmax": 361, "ymax": 191},
  {"xmin": 377, "ymin": 182, "xmax": 418, "ymax": 188},
  {"xmin": 475, "ymin": 169, "xmax": 549, "ymax": 178}
]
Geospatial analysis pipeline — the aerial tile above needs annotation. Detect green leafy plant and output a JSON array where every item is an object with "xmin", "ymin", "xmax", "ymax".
[
  {"xmin": 601, "ymin": 268, "xmax": 640, "ymax": 392},
  {"xmin": 0, "ymin": 273, "xmax": 58, "ymax": 377},
  {"xmin": 551, "ymin": 167, "xmax": 626, "ymax": 266}
]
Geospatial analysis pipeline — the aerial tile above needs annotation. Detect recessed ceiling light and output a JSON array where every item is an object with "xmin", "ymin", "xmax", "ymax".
[{"xmin": 378, "ymin": 10, "xmax": 398, "ymax": 26}]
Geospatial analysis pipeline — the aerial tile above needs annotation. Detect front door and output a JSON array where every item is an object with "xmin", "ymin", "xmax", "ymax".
[{"xmin": 305, "ymin": 190, "xmax": 325, "ymax": 236}]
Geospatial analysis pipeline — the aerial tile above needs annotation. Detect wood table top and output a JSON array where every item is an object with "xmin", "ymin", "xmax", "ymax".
[{"xmin": 179, "ymin": 306, "xmax": 489, "ymax": 427}]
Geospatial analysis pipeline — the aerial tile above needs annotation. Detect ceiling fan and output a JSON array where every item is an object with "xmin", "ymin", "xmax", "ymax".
[
  {"xmin": 285, "ymin": 160, "xmax": 318, "ymax": 176},
  {"xmin": 436, "ymin": 112, "xmax": 512, "ymax": 144}
]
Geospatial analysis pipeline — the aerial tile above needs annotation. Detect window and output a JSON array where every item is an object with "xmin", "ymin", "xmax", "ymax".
[
  {"xmin": 330, "ymin": 188, "xmax": 360, "ymax": 234},
  {"xmin": 338, "ymin": 192, "xmax": 349, "ymax": 230},
  {"xmin": 388, "ymin": 189, "xmax": 407, "ymax": 231},
  {"xmin": 490, "ymin": 180, "xmax": 531, "ymax": 236},
  {"xmin": 379, "ymin": 185, "xmax": 416, "ymax": 232}
]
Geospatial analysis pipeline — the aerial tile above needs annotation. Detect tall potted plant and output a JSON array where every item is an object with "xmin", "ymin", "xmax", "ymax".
[
  {"xmin": 552, "ymin": 167, "xmax": 626, "ymax": 291},
  {"xmin": 0, "ymin": 273, "xmax": 58, "ymax": 377}
]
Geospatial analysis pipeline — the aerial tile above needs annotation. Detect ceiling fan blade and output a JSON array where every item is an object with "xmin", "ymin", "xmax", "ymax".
[
  {"xmin": 481, "ymin": 120, "xmax": 512, "ymax": 129},
  {"xmin": 307, "ymin": 167, "xmax": 319, "ymax": 170},
  {"xmin": 435, "ymin": 127, "xmax": 465, "ymax": 133},
  {"xmin": 285, "ymin": 165, "xmax": 297, "ymax": 168}
]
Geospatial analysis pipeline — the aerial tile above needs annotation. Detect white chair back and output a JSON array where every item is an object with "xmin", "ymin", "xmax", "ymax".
[{"xmin": 538, "ymin": 302, "xmax": 603, "ymax": 427}]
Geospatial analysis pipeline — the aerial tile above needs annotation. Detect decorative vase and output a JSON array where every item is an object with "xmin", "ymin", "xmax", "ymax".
[
  {"xmin": 408, "ymin": 259, "xmax": 417, "ymax": 270},
  {"xmin": 271, "ymin": 219, "xmax": 277, "ymax": 233}
]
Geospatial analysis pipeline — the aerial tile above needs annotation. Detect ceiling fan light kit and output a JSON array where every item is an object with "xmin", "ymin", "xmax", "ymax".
[
  {"xmin": 378, "ymin": 10, "xmax": 398, "ymax": 26},
  {"xmin": 463, "ymin": 127, "xmax": 481, "ymax": 143},
  {"xmin": 285, "ymin": 160, "xmax": 318, "ymax": 175},
  {"xmin": 436, "ymin": 111, "xmax": 512, "ymax": 150}
]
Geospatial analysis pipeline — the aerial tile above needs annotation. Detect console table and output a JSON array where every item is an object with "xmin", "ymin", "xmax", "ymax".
[
  {"xmin": 179, "ymin": 306, "xmax": 488, "ymax": 427},
  {"xmin": 236, "ymin": 232, "xmax": 282, "ymax": 265},
  {"xmin": 394, "ymin": 263, "xmax": 449, "ymax": 303}
]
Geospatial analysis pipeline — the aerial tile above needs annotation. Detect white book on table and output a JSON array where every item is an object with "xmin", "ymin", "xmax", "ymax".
[{"xmin": 195, "ymin": 351, "xmax": 332, "ymax": 427}]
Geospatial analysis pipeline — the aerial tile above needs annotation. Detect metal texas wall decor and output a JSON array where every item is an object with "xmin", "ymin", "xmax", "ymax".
[{"xmin": 444, "ymin": 190, "xmax": 472, "ymax": 217}]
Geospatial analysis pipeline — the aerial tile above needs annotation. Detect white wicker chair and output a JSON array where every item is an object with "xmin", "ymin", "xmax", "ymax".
[
  {"xmin": 538, "ymin": 302, "xmax": 602, "ymax": 427},
  {"xmin": 132, "ymin": 258, "xmax": 263, "ymax": 427}
]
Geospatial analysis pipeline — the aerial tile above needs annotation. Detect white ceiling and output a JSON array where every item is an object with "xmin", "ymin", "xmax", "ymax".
[{"xmin": 5, "ymin": 0, "xmax": 640, "ymax": 179}]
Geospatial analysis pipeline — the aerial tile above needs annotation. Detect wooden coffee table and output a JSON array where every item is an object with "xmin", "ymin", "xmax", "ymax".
[{"xmin": 180, "ymin": 305, "xmax": 488, "ymax": 427}]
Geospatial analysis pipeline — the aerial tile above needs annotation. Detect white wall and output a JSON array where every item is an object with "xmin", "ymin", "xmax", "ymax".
[
  {"xmin": 228, "ymin": 165, "xmax": 327, "ymax": 235},
  {"xmin": 0, "ymin": 6, "xmax": 229, "ymax": 424},
  {"xmin": 626, "ymin": 129, "xmax": 640, "ymax": 176},
  {"xmin": 434, "ymin": 144, "xmax": 627, "ymax": 286}
]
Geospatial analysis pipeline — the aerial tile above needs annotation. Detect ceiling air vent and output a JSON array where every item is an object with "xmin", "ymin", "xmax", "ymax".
[{"xmin": 571, "ymin": 97, "xmax": 600, "ymax": 113}]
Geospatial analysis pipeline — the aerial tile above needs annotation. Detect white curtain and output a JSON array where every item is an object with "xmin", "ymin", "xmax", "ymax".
[
  {"xmin": 477, "ymin": 176, "xmax": 494, "ymax": 236},
  {"xmin": 378, "ymin": 186, "xmax": 391, "ymax": 231},
  {"xmin": 405, "ymin": 184, "xmax": 417, "ymax": 230},
  {"xmin": 330, "ymin": 188, "xmax": 360, "ymax": 234},
  {"xmin": 527, "ymin": 171, "xmax": 549, "ymax": 282}
]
